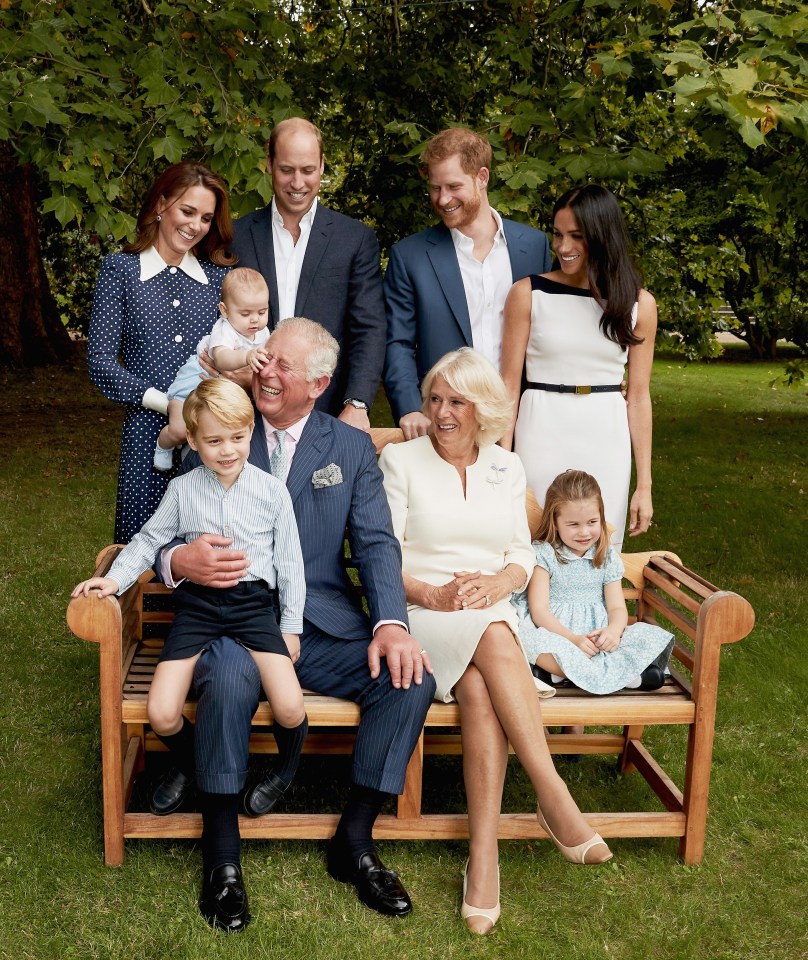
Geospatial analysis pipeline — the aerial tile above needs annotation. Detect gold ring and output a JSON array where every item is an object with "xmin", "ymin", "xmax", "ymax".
[{"xmin": 485, "ymin": 595, "xmax": 491, "ymax": 606}]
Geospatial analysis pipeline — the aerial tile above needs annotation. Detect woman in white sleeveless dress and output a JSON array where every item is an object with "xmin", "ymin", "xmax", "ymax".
[{"xmin": 501, "ymin": 185, "xmax": 658, "ymax": 550}]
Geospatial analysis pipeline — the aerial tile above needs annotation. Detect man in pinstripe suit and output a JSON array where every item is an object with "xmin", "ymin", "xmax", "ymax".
[{"xmin": 162, "ymin": 318, "xmax": 436, "ymax": 929}]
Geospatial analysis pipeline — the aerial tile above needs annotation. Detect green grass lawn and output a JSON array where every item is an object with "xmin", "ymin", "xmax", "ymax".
[{"xmin": 1, "ymin": 351, "xmax": 806, "ymax": 960}]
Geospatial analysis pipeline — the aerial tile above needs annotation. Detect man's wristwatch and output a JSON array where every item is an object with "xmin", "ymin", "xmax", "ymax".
[{"xmin": 343, "ymin": 398, "xmax": 368, "ymax": 410}]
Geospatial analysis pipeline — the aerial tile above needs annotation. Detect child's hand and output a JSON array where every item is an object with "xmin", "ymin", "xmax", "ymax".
[
  {"xmin": 588, "ymin": 627, "xmax": 623, "ymax": 653},
  {"xmin": 573, "ymin": 634, "xmax": 600, "ymax": 658},
  {"xmin": 282, "ymin": 633, "xmax": 301, "ymax": 663},
  {"xmin": 246, "ymin": 348, "xmax": 268, "ymax": 372},
  {"xmin": 71, "ymin": 577, "xmax": 120, "ymax": 599}
]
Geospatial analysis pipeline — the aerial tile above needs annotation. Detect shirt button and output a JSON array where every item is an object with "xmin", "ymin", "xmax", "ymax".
[
  {"xmin": 174, "ymin": 335, "xmax": 183, "ymax": 343},
  {"xmin": 173, "ymin": 299, "xmax": 181, "ymax": 307},
  {"xmin": 169, "ymin": 266, "xmax": 178, "ymax": 274}
]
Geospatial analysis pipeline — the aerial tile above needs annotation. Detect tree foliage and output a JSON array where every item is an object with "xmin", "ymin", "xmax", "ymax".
[{"xmin": 1, "ymin": 0, "xmax": 806, "ymax": 361}]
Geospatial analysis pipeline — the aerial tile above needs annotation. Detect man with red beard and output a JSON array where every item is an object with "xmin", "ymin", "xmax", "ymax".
[{"xmin": 383, "ymin": 127, "xmax": 550, "ymax": 439}]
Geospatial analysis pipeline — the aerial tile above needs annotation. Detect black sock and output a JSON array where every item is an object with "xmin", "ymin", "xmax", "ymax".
[
  {"xmin": 199, "ymin": 791, "xmax": 240, "ymax": 876},
  {"xmin": 155, "ymin": 716, "xmax": 195, "ymax": 779},
  {"xmin": 272, "ymin": 715, "xmax": 308, "ymax": 788},
  {"xmin": 335, "ymin": 784, "xmax": 387, "ymax": 859}
]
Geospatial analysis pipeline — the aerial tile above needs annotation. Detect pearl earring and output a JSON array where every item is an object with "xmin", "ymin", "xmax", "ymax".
[{"xmin": 156, "ymin": 214, "xmax": 162, "ymax": 222}]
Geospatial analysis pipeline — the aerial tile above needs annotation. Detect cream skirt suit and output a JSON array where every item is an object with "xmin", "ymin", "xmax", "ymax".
[{"xmin": 380, "ymin": 435, "xmax": 540, "ymax": 702}]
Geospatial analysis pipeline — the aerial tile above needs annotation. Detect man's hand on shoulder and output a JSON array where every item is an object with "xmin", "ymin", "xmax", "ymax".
[
  {"xmin": 368, "ymin": 623, "xmax": 433, "ymax": 690},
  {"xmin": 399, "ymin": 411, "xmax": 431, "ymax": 441},
  {"xmin": 172, "ymin": 534, "xmax": 249, "ymax": 588}
]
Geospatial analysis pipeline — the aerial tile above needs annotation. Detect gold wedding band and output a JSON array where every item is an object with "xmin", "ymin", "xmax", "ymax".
[{"xmin": 484, "ymin": 595, "xmax": 491, "ymax": 606}]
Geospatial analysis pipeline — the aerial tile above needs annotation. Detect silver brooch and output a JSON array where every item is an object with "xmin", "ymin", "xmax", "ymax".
[{"xmin": 486, "ymin": 464, "xmax": 508, "ymax": 486}]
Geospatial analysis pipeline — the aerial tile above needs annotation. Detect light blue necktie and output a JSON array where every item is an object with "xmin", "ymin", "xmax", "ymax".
[{"xmin": 269, "ymin": 428, "xmax": 288, "ymax": 481}]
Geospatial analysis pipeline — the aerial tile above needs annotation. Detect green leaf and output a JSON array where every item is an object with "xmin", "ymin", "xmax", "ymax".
[
  {"xmin": 738, "ymin": 117, "xmax": 766, "ymax": 149},
  {"xmin": 42, "ymin": 193, "xmax": 83, "ymax": 227},
  {"xmin": 719, "ymin": 62, "xmax": 759, "ymax": 96},
  {"xmin": 151, "ymin": 133, "xmax": 191, "ymax": 164}
]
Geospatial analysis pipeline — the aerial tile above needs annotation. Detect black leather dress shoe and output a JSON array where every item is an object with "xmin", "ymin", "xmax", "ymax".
[
  {"xmin": 243, "ymin": 772, "xmax": 287, "ymax": 817},
  {"xmin": 199, "ymin": 863, "xmax": 251, "ymax": 933},
  {"xmin": 326, "ymin": 838, "xmax": 412, "ymax": 917},
  {"xmin": 149, "ymin": 767, "xmax": 192, "ymax": 815},
  {"xmin": 639, "ymin": 664, "xmax": 666, "ymax": 690}
]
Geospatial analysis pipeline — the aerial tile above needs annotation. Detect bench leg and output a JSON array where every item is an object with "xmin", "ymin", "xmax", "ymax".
[
  {"xmin": 101, "ymin": 719, "xmax": 127, "ymax": 866},
  {"xmin": 619, "ymin": 724, "xmax": 645, "ymax": 774},
  {"xmin": 396, "ymin": 733, "xmax": 424, "ymax": 821},
  {"xmin": 679, "ymin": 719, "xmax": 713, "ymax": 865}
]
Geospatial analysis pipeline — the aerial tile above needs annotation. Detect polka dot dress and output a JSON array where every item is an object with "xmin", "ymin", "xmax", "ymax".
[{"xmin": 87, "ymin": 251, "xmax": 229, "ymax": 543}]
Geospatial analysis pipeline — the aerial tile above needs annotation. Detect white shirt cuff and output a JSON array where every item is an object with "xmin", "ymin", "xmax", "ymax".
[
  {"xmin": 372, "ymin": 619, "xmax": 409, "ymax": 634},
  {"xmin": 143, "ymin": 387, "xmax": 169, "ymax": 415},
  {"xmin": 160, "ymin": 545, "xmax": 185, "ymax": 589}
]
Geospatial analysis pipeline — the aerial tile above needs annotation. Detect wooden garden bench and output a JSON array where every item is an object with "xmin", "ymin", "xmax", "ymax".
[{"xmin": 66, "ymin": 428, "xmax": 754, "ymax": 867}]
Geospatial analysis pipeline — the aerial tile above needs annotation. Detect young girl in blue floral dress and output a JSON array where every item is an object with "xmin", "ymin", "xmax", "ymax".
[{"xmin": 514, "ymin": 470, "xmax": 673, "ymax": 694}]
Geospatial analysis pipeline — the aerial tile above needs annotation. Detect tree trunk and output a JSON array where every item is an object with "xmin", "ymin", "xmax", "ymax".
[{"xmin": 0, "ymin": 147, "xmax": 75, "ymax": 366}]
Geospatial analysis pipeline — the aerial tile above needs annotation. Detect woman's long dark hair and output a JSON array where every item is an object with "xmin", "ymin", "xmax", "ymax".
[
  {"xmin": 124, "ymin": 162, "xmax": 237, "ymax": 266},
  {"xmin": 553, "ymin": 184, "xmax": 643, "ymax": 348}
]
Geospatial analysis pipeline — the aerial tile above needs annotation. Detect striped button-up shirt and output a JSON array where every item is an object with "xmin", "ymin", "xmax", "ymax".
[{"xmin": 107, "ymin": 462, "xmax": 305, "ymax": 633}]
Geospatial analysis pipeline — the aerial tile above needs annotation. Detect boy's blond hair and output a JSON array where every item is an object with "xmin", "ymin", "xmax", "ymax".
[
  {"xmin": 220, "ymin": 267, "xmax": 269, "ymax": 303},
  {"xmin": 183, "ymin": 379, "xmax": 254, "ymax": 436}
]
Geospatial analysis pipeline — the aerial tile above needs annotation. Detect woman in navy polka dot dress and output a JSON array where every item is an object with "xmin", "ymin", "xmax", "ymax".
[{"xmin": 88, "ymin": 162, "xmax": 236, "ymax": 543}]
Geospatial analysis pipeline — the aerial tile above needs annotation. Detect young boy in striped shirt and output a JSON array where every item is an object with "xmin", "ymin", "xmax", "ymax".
[{"xmin": 72, "ymin": 377, "xmax": 308, "ymax": 821}]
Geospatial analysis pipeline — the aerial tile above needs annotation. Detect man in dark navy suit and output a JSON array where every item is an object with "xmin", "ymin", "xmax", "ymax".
[
  {"xmin": 384, "ymin": 127, "xmax": 551, "ymax": 439},
  {"xmin": 232, "ymin": 118, "xmax": 385, "ymax": 432},
  {"xmin": 159, "ymin": 318, "xmax": 435, "ymax": 931}
]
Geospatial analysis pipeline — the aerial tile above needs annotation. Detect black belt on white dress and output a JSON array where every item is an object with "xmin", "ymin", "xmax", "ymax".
[{"xmin": 524, "ymin": 381, "xmax": 622, "ymax": 395}]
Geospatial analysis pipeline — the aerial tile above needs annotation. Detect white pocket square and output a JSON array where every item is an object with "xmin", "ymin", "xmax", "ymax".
[{"xmin": 312, "ymin": 463, "xmax": 343, "ymax": 488}]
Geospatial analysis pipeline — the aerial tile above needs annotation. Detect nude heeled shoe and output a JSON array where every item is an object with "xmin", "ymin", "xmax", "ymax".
[
  {"xmin": 536, "ymin": 807, "xmax": 613, "ymax": 865},
  {"xmin": 461, "ymin": 859, "xmax": 500, "ymax": 935}
]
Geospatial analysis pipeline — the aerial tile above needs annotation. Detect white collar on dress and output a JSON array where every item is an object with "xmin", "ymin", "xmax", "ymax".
[{"xmin": 139, "ymin": 247, "xmax": 209, "ymax": 284}]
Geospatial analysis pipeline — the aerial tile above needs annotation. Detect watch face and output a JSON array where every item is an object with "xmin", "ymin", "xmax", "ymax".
[{"xmin": 345, "ymin": 399, "xmax": 367, "ymax": 410}]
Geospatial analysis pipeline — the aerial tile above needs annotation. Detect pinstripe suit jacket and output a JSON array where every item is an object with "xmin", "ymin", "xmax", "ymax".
[{"xmin": 180, "ymin": 410, "xmax": 408, "ymax": 640}]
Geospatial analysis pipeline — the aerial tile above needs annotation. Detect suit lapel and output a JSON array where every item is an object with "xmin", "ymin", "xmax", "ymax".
[
  {"xmin": 295, "ymin": 204, "xmax": 332, "ymax": 315},
  {"xmin": 426, "ymin": 225, "xmax": 472, "ymax": 344},
  {"xmin": 285, "ymin": 412, "xmax": 332, "ymax": 503},
  {"xmin": 503, "ymin": 219, "xmax": 533, "ymax": 280},
  {"xmin": 249, "ymin": 211, "xmax": 281, "ymax": 326},
  {"xmin": 250, "ymin": 415, "xmax": 272, "ymax": 474}
]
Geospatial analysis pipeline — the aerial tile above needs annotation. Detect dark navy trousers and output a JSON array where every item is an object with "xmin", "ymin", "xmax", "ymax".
[{"xmin": 191, "ymin": 626, "xmax": 436, "ymax": 795}]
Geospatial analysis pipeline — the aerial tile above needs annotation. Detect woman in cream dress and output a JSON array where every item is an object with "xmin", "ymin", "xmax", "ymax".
[{"xmin": 380, "ymin": 349, "xmax": 612, "ymax": 937}]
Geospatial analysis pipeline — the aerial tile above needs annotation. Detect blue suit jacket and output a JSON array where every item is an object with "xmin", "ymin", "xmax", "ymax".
[
  {"xmin": 180, "ymin": 410, "xmax": 408, "ymax": 640},
  {"xmin": 383, "ymin": 219, "xmax": 551, "ymax": 422},
  {"xmin": 232, "ymin": 204, "xmax": 386, "ymax": 415}
]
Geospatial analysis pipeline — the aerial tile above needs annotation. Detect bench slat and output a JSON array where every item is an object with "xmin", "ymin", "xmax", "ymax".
[
  {"xmin": 121, "ymin": 810, "xmax": 688, "ymax": 841},
  {"xmin": 648, "ymin": 556, "xmax": 718, "ymax": 599}
]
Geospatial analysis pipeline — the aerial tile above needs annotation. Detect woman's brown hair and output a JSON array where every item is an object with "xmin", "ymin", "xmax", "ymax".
[{"xmin": 124, "ymin": 162, "xmax": 237, "ymax": 266}]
